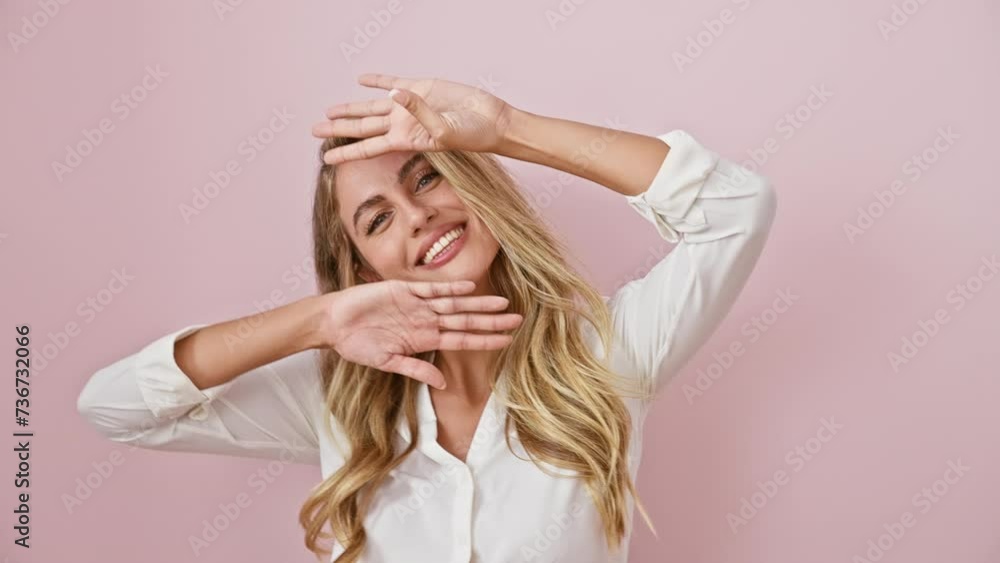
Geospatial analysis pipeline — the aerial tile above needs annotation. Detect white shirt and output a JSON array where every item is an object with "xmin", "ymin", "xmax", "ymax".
[{"xmin": 77, "ymin": 128, "xmax": 778, "ymax": 563}]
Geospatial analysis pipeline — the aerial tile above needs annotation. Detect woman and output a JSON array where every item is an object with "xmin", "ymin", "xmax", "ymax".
[{"xmin": 77, "ymin": 73, "xmax": 778, "ymax": 563}]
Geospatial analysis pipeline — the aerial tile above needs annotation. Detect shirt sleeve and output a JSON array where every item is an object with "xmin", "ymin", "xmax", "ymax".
[
  {"xmin": 76, "ymin": 324, "xmax": 329, "ymax": 465},
  {"xmin": 605, "ymin": 128, "xmax": 778, "ymax": 405}
]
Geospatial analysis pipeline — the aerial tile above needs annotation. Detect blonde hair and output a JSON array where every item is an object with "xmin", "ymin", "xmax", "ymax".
[{"xmin": 299, "ymin": 136, "xmax": 657, "ymax": 561}]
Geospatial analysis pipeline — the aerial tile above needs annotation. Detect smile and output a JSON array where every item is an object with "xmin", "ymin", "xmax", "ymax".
[{"xmin": 419, "ymin": 223, "xmax": 467, "ymax": 268}]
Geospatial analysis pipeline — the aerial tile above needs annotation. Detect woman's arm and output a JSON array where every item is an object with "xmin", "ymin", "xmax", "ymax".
[
  {"xmin": 597, "ymin": 129, "xmax": 777, "ymax": 403},
  {"xmin": 76, "ymin": 279, "xmax": 520, "ymax": 461},
  {"xmin": 76, "ymin": 294, "xmax": 334, "ymax": 463},
  {"xmin": 494, "ymin": 113, "xmax": 772, "ymax": 403},
  {"xmin": 494, "ymin": 109, "xmax": 670, "ymax": 197},
  {"xmin": 499, "ymin": 117, "xmax": 778, "ymax": 404},
  {"xmin": 173, "ymin": 294, "xmax": 328, "ymax": 390}
]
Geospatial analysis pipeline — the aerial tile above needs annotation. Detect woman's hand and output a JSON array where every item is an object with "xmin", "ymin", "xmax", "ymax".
[
  {"xmin": 320, "ymin": 279, "xmax": 522, "ymax": 390},
  {"xmin": 311, "ymin": 73, "xmax": 514, "ymax": 165}
]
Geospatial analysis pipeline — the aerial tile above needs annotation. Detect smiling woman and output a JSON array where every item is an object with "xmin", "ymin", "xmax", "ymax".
[
  {"xmin": 325, "ymin": 146, "xmax": 501, "ymax": 288},
  {"xmin": 76, "ymin": 72, "xmax": 777, "ymax": 563}
]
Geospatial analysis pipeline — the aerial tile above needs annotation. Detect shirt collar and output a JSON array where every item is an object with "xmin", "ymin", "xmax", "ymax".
[{"xmin": 395, "ymin": 350, "xmax": 513, "ymax": 445}]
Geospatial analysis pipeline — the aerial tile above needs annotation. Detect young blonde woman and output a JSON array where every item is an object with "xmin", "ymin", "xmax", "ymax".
[{"xmin": 77, "ymin": 73, "xmax": 778, "ymax": 563}]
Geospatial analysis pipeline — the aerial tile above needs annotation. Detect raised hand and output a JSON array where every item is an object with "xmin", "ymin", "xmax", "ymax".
[
  {"xmin": 322, "ymin": 279, "xmax": 522, "ymax": 389},
  {"xmin": 311, "ymin": 73, "xmax": 513, "ymax": 165}
]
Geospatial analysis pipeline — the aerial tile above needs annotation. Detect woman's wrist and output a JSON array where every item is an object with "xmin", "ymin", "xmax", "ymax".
[
  {"xmin": 493, "ymin": 106, "xmax": 546, "ymax": 162},
  {"xmin": 494, "ymin": 106, "xmax": 669, "ymax": 197},
  {"xmin": 303, "ymin": 292, "xmax": 341, "ymax": 351},
  {"xmin": 492, "ymin": 108, "xmax": 607, "ymax": 179}
]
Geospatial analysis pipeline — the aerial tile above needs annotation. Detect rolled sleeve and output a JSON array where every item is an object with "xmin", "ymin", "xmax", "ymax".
[
  {"xmin": 624, "ymin": 129, "xmax": 719, "ymax": 243},
  {"xmin": 133, "ymin": 324, "xmax": 234, "ymax": 419},
  {"xmin": 77, "ymin": 324, "xmax": 325, "ymax": 464}
]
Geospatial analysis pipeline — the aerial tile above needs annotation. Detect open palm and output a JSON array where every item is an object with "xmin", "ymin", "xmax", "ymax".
[
  {"xmin": 326, "ymin": 279, "xmax": 522, "ymax": 389},
  {"xmin": 312, "ymin": 73, "xmax": 513, "ymax": 164}
]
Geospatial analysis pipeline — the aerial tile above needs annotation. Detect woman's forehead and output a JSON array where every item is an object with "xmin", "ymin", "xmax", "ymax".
[{"xmin": 335, "ymin": 150, "xmax": 421, "ymax": 195}]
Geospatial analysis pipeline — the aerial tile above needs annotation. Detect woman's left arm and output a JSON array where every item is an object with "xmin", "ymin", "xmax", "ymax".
[
  {"xmin": 494, "ymin": 108, "xmax": 671, "ymax": 197},
  {"xmin": 499, "ymin": 112, "xmax": 779, "ymax": 402}
]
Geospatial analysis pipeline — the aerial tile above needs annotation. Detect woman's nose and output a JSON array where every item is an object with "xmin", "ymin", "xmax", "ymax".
[{"xmin": 404, "ymin": 202, "xmax": 436, "ymax": 232}]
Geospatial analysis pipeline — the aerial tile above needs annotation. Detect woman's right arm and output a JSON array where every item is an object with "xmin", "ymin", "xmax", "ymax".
[
  {"xmin": 76, "ymin": 293, "xmax": 336, "ymax": 464},
  {"xmin": 76, "ymin": 279, "xmax": 522, "ymax": 464}
]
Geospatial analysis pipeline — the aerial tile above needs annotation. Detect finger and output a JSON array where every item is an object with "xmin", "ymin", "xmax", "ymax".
[
  {"xmin": 425, "ymin": 295, "xmax": 510, "ymax": 314},
  {"xmin": 358, "ymin": 73, "xmax": 418, "ymax": 91},
  {"xmin": 381, "ymin": 354, "xmax": 446, "ymax": 390},
  {"xmin": 323, "ymin": 135, "xmax": 394, "ymax": 165},
  {"xmin": 407, "ymin": 279, "xmax": 477, "ymax": 299},
  {"xmin": 312, "ymin": 115, "xmax": 390, "ymax": 139},
  {"xmin": 438, "ymin": 313, "xmax": 523, "ymax": 332},
  {"xmin": 325, "ymin": 98, "xmax": 394, "ymax": 120},
  {"xmin": 388, "ymin": 88, "xmax": 449, "ymax": 140},
  {"xmin": 438, "ymin": 332, "xmax": 514, "ymax": 351}
]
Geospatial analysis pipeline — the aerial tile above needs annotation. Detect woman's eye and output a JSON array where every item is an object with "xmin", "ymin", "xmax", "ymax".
[
  {"xmin": 367, "ymin": 212, "xmax": 388, "ymax": 234},
  {"xmin": 366, "ymin": 172, "xmax": 438, "ymax": 234},
  {"xmin": 416, "ymin": 170, "xmax": 439, "ymax": 190}
]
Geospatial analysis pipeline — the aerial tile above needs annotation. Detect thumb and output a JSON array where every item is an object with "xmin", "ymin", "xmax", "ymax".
[{"xmin": 388, "ymin": 88, "xmax": 449, "ymax": 141}]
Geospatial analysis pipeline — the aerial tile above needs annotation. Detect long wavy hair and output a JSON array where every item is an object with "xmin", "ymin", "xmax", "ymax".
[{"xmin": 299, "ymin": 136, "xmax": 658, "ymax": 562}]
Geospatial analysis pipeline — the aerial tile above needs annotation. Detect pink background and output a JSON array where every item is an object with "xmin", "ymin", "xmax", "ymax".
[{"xmin": 2, "ymin": 1, "xmax": 998, "ymax": 561}]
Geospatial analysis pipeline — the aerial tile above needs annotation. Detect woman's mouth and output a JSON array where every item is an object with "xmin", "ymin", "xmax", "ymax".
[{"xmin": 418, "ymin": 223, "xmax": 468, "ymax": 268}]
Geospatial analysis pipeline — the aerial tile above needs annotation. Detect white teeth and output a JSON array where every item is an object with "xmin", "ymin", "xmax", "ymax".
[{"xmin": 422, "ymin": 225, "xmax": 464, "ymax": 265}]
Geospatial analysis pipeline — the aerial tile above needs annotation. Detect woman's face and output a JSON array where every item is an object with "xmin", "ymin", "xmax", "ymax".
[{"xmin": 334, "ymin": 150, "xmax": 500, "ymax": 288}]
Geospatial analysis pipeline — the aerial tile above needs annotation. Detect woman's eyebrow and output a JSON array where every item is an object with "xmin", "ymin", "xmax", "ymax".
[
  {"xmin": 396, "ymin": 153, "xmax": 426, "ymax": 186},
  {"xmin": 352, "ymin": 194, "xmax": 386, "ymax": 235},
  {"xmin": 352, "ymin": 154, "xmax": 427, "ymax": 235}
]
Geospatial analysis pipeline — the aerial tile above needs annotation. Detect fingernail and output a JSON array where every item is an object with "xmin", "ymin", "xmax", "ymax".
[{"xmin": 388, "ymin": 88, "xmax": 400, "ymax": 100}]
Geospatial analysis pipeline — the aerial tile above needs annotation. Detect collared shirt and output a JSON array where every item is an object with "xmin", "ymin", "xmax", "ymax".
[{"xmin": 77, "ymin": 128, "xmax": 778, "ymax": 563}]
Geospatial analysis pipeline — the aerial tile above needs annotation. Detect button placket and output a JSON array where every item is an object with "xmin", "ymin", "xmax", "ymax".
[{"xmin": 453, "ymin": 465, "xmax": 474, "ymax": 562}]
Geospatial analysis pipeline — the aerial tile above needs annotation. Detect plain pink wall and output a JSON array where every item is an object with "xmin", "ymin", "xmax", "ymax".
[{"xmin": 2, "ymin": 0, "xmax": 998, "ymax": 561}]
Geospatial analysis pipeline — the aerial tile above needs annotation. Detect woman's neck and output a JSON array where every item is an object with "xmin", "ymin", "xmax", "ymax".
[
  {"xmin": 433, "ymin": 267, "xmax": 506, "ymax": 403},
  {"xmin": 433, "ymin": 348, "xmax": 499, "ymax": 404}
]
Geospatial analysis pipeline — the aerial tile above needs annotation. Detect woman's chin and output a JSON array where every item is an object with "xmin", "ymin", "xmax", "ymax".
[{"xmin": 422, "ymin": 256, "xmax": 488, "ymax": 283}]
